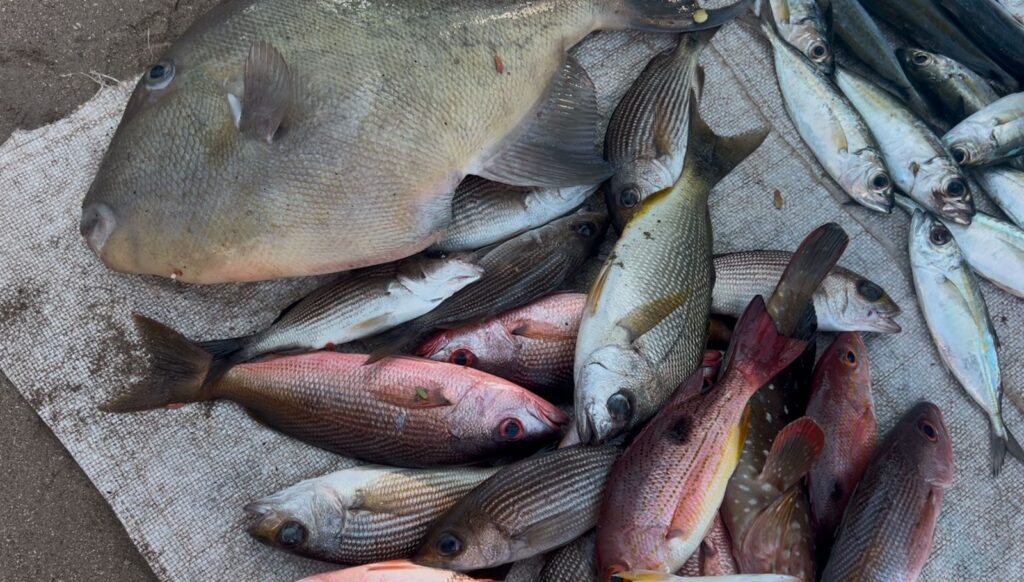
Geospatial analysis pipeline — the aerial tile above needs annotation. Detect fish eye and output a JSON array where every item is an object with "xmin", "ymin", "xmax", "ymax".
[
  {"xmin": 929, "ymin": 224, "xmax": 953, "ymax": 245},
  {"xmin": 277, "ymin": 521, "xmax": 307, "ymax": 548},
  {"xmin": 844, "ymin": 350, "xmax": 857, "ymax": 366},
  {"xmin": 945, "ymin": 179, "xmax": 966, "ymax": 197},
  {"xmin": 809, "ymin": 42, "xmax": 829, "ymax": 61},
  {"xmin": 912, "ymin": 52, "xmax": 932, "ymax": 67},
  {"xmin": 607, "ymin": 392, "xmax": 632, "ymax": 422},
  {"xmin": 856, "ymin": 279, "xmax": 884, "ymax": 302},
  {"xmin": 619, "ymin": 188, "xmax": 641, "ymax": 208},
  {"xmin": 436, "ymin": 532, "xmax": 463, "ymax": 556},
  {"xmin": 145, "ymin": 60, "xmax": 175, "ymax": 91},
  {"xmin": 870, "ymin": 173, "xmax": 890, "ymax": 191},
  {"xmin": 449, "ymin": 348, "xmax": 476, "ymax": 367},
  {"xmin": 575, "ymin": 221, "xmax": 597, "ymax": 238},
  {"xmin": 499, "ymin": 418, "xmax": 524, "ymax": 441},
  {"xmin": 951, "ymin": 147, "xmax": 969, "ymax": 165},
  {"xmin": 918, "ymin": 419, "xmax": 938, "ymax": 441}
]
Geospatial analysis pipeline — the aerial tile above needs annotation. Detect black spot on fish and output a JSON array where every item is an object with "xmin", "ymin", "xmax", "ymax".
[
  {"xmin": 829, "ymin": 482, "xmax": 843, "ymax": 502},
  {"xmin": 667, "ymin": 416, "xmax": 692, "ymax": 443}
]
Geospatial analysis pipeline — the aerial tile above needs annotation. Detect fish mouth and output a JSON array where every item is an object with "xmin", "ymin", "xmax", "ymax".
[
  {"xmin": 859, "ymin": 194, "xmax": 894, "ymax": 214},
  {"xmin": 938, "ymin": 201, "xmax": 974, "ymax": 225},
  {"xmin": 868, "ymin": 314, "xmax": 902, "ymax": 334}
]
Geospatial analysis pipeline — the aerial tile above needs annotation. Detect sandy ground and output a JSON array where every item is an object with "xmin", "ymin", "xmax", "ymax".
[{"xmin": 0, "ymin": 1, "xmax": 222, "ymax": 578}]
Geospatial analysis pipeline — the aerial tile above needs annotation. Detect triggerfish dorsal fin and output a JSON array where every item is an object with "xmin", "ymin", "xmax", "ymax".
[
  {"xmin": 241, "ymin": 40, "xmax": 292, "ymax": 143},
  {"xmin": 758, "ymin": 417, "xmax": 825, "ymax": 491}
]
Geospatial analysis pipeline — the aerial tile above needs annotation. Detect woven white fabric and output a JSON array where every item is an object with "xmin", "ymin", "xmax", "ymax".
[{"xmin": 0, "ymin": 22, "xmax": 1021, "ymax": 581}]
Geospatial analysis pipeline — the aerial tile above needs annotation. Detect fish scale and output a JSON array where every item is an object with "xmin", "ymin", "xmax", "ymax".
[
  {"xmin": 211, "ymin": 351, "xmax": 566, "ymax": 466},
  {"xmin": 822, "ymin": 403, "xmax": 953, "ymax": 581},
  {"xmin": 540, "ymin": 532, "xmax": 597, "ymax": 581},
  {"xmin": 416, "ymin": 445, "xmax": 620, "ymax": 570}
]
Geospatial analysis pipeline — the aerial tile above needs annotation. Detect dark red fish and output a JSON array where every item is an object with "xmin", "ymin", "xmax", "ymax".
[
  {"xmin": 821, "ymin": 402, "xmax": 954, "ymax": 581},
  {"xmin": 677, "ymin": 514, "xmax": 738, "ymax": 576},
  {"xmin": 806, "ymin": 332, "xmax": 877, "ymax": 557}
]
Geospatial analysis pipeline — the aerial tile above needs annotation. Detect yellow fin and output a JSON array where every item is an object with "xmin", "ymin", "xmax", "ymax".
[{"xmin": 617, "ymin": 290, "xmax": 690, "ymax": 342}]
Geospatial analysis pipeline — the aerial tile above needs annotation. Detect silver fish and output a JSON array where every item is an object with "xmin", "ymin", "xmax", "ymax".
[
  {"xmin": 712, "ymin": 251, "xmax": 902, "ymax": 333},
  {"xmin": 766, "ymin": 0, "xmax": 833, "ymax": 72},
  {"xmin": 897, "ymin": 194, "xmax": 1024, "ymax": 297},
  {"xmin": 200, "ymin": 254, "xmax": 483, "ymax": 369},
  {"xmin": 944, "ymin": 92, "xmax": 1024, "ymax": 166},
  {"xmin": 431, "ymin": 177, "xmax": 596, "ymax": 253},
  {"xmin": 907, "ymin": 209, "xmax": 1023, "ymax": 474},
  {"xmin": 762, "ymin": 11, "xmax": 894, "ymax": 213},
  {"xmin": 605, "ymin": 30, "xmax": 712, "ymax": 229},
  {"xmin": 80, "ymin": 0, "xmax": 749, "ymax": 284},
  {"xmin": 245, "ymin": 464, "xmax": 496, "ymax": 564},
  {"xmin": 575, "ymin": 97, "xmax": 768, "ymax": 443},
  {"xmin": 973, "ymin": 165, "xmax": 1024, "ymax": 228},
  {"xmin": 836, "ymin": 66, "xmax": 974, "ymax": 224},
  {"xmin": 897, "ymin": 48, "xmax": 1001, "ymax": 123}
]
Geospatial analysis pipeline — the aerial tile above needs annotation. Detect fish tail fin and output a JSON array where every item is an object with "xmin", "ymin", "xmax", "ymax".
[
  {"xmin": 684, "ymin": 92, "xmax": 770, "ymax": 187},
  {"xmin": 99, "ymin": 315, "xmax": 216, "ymax": 412},
  {"xmin": 197, "ymin": 336, "xmax": 253, "ymax": 378},
  {"xmin": 767, "ymin": 222, "xmax": 849, "ymax": 338},
  {"xmin": 606, "ymin": 0, "xmax": 753, "ymax": 32},
  {"xmin": 991, "ymin": 418, "xmax": 1024, "ymax": 475},
  {"xmin": 721, "ymin": 295, "xmax": 812, "ymax": 390}
]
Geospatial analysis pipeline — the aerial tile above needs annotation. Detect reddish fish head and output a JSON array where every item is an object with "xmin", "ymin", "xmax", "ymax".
[
  {"xmin": 815, "ymin": 332, "xmax": 872, "ymax": 408},
  {"xmin": 415, "ymin": 323, "xmax": 515, "ymax": 371},
  {"xmin": 448, "ymin": 377, "xmax": 568, "ymax": 458},
  {"xmin": 895, "ymin": 402, "xmax": 955, "ymax": 488}
]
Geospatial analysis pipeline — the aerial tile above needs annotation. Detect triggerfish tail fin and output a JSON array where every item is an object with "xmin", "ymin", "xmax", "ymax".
[
  {"xmin": 991, "ymin": 416, "xmax": 1024, "ymax": 475},
  {"xmin": 767, "ymin": 222, "xmax": 849, "ymax": 338},
  {"xmin": 99, "ymin": 315, "xmax": 216, "ymax": 412},
  {"xmin": 607, "ymin": 0, "xmax": 753, "ymax": 32},
  {"xmin": 759, "ymin": 417, "xmax": 826, "ymax": 491}
]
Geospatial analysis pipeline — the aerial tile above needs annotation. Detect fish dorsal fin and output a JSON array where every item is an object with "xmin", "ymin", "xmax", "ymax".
[
  {"xmin": 477, "ymin": 54, "xmax": 612, "ymax": 187},
  {"xmin": 758, "ymin": 417, "xmax": 825, "ymax": 491},
  {"xmin": 377, "ymin": 384, "xmax": 453, "ymax": 409},
  {"xmin": 241, "ymin": 40, "xmax": 292, "ymax": 143}
]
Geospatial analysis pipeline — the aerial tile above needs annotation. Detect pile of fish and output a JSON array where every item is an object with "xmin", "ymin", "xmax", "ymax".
[{"xmin": 78, "ymin": 0, "xmax": 1024, "ymax": 580}]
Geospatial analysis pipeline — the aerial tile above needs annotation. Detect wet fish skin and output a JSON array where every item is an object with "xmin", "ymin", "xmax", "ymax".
[
  {"xmin": 605, "ymin": 30, "xmax": 712, "ymax": 229},
  {"xmin": 943, "ymin": 92, "xmax": 1024, "ymax": 166},
  {"xmin": 897, "ymin": 48, "xmax": 1001, "ymax": 123},
  {"xmin": 768, "ymin": 0, "xmax": 833, "ymax": 73},
  {"xmin": 102, "ymin": 329, "xmax": 568, "ymax": 466},
  {"xmin": 245, "ymin": 464, "xmax": 497, "ymax": 564},
  {"xmin": 836, "ymin": 66, "xmax": 975, "ymax": 224},
  {"xmin": 416, "ymin": 293, "xmax": 584, "ymax": 395},
  {"xmin": 201, "ymin": 254, "xmax": 483, "ymax": 370},
  {"xmin": 907, "ymin": 209, "xmax": 1023, "ymax": 474},
  {"xmin": 677, "ymin": 515, "xmax": 738, "ymax": 576},
  {"xmin": 430, "ymin": 177, "xmax": 596, "ymax": 253},
  {"xmin": 576, "ymin": 97, "xmax": 768, "ymax": 444},
  {"xmin": 859, "ymin": 0, "xmax": 1018, "ymax": 91},
  {"xmin": 805, "ymin": 332, "xmax": 877, "ymax": 557},
  {"xmin": 999, "ymin": 0, "xmax": 1024, "ymax": 22},
  {"xmin": 896, "ymin": 194, "xmax": 1024, "ymax": 297},
  {"xmin": 822, "ymin": 0, "xmax": 937, "ymax": 125},
  {"xmin": 972, "ymin": 165, "xmax": 1024, "ymax": 228},
  {"xmin": 540, "ymin": 531, "xmax": 598, "ymax": 582},
  {"xmin": 596, "ymin": 299, "xmax": 812, "ymax": 580},
  {"xmin": 297, "ymin": 561, "xmax": 493, "ymax": 582},
  {"xmin": 821, "ymin": 402, "xmax": 954, "ymax": 582},
  {"xmin": 81, "ymin": 0, "xmax": 750, "ymax": 283},
  {"xmin": 720, "ymin": 348, "xmax": 816, "ymax": 571},
  {"xmin": 762, "ymin": 12, "xmax": 894, "ymax": 214},
  {"xmin": 712, "ymin": 251, "xmax": 902, "ymax": 334},
  {"xmin": 414, "ymin": 445, "xmax": 621, "ymax": 571},
  {"xmin": 613, "ymin": 575, "xmax": 799, "ymax": 582},
  {"xmin": 939, "ymin": 0, "xmax": 1024, "ymax": 80}
]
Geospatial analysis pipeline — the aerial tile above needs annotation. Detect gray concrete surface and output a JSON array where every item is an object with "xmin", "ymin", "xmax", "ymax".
[{"xmin": 0, "ymin": 1, "xmax": 222, "ymax": 579}]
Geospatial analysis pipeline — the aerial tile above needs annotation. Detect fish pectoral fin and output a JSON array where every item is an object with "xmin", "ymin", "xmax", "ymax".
[
  {"xmin": 377, "ymin": 384, "xmax": 453, "ymax": 409},
  {"xmin": 509, "ymin": 511, "xmax": 572, "ymax": 551},
  {"xmin": 617, "ymin": 291, "xmax": 691, "ymax": 344},
  {"xmin": 510, "ymin": 320, "xmax": 573, "ymax": 341},
  {"xmin": 351, "ymin": 313, "xmax": 394, "ymax": 332},
  {"xmin": 241, "ymin": 40, "xmax": 292, "ymax": 143},
  {"xmin": 740, "ymin": 486, "xmax": 802, "ymax": 563},
  {"xmin": 757, "ymin": 417, "xmax": 825, "ymax": 491},
  {"xmin": 477, "ymin": 54, "xmax": 611, "ymax": 188}
]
